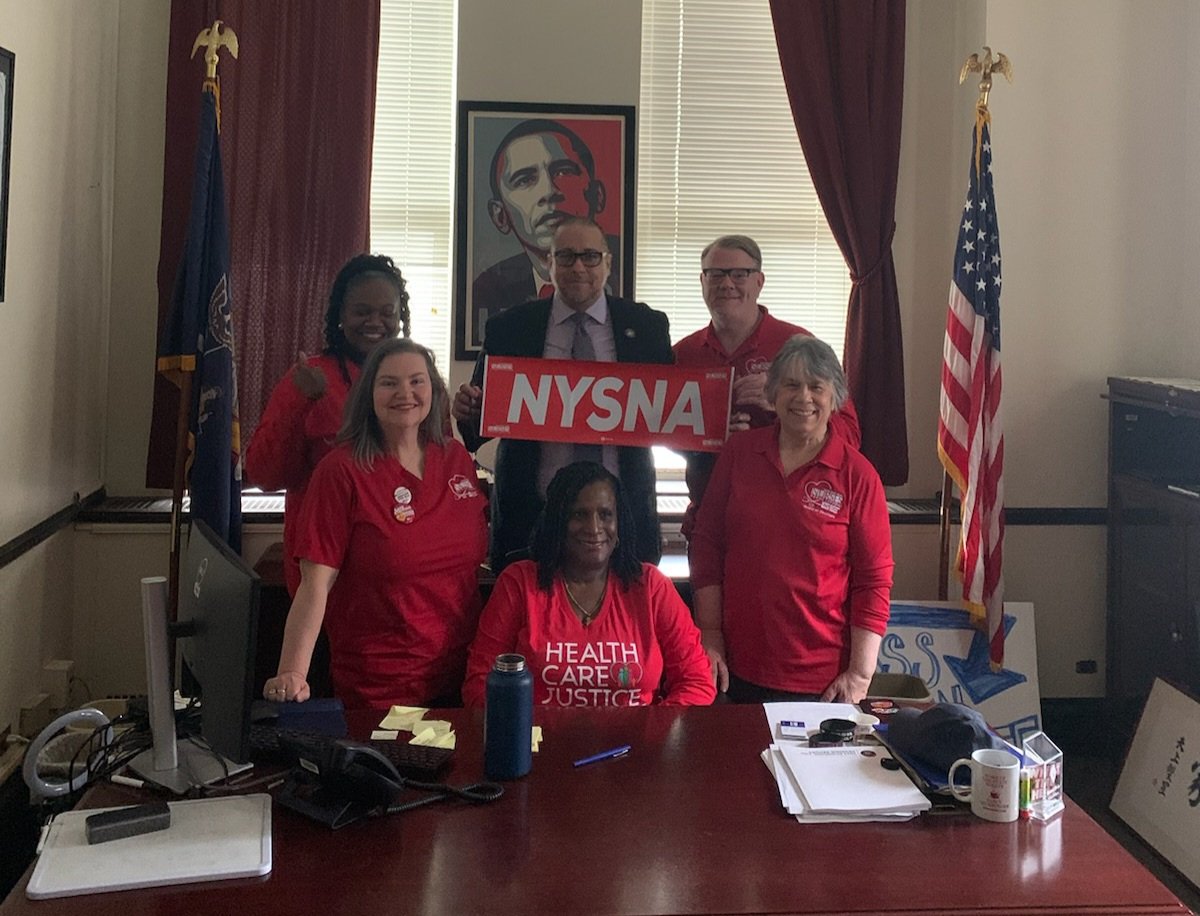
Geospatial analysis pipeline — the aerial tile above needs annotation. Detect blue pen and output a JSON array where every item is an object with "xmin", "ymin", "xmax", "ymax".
[{"xmin": 572, "ymin": 744, "xmax": 631, "ymax": 767}]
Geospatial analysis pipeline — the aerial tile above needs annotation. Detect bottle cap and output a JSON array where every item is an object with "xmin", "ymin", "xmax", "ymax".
[
  {"xmin": 819, "ymin": 718, "xmax": 857, "ymax": 741},
  {"xmin": 493, "ymin": 653, "xmax": 526, "ymax": 673}
]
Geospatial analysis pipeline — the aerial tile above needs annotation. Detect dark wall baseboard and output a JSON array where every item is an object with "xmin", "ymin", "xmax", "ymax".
[
  {"xmin": 0, "ymin": 488, "xmax": 105, "ymax": 571},
  {"xmin": 76, "ymin": 493, "xmax": 1108, "ymax": 529}
]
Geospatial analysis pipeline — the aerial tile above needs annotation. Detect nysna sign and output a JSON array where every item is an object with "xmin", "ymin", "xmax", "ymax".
[{"xmin": 481, "ymin": 356, "xmax": 733, "ymax": 452}]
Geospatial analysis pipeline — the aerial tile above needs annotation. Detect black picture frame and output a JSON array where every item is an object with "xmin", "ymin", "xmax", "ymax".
[
  {"xmin": 0, "ymin": 47, "xmax": 13, "ymax": 302},
  {"xmin": 453, "ymin": 101, "xmax": 636, "ymax": 361}
]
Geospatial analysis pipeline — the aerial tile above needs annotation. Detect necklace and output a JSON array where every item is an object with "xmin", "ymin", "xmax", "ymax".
[{"xmin": 563, "ymin": 574, "xmax": 607, "ymax": 626}]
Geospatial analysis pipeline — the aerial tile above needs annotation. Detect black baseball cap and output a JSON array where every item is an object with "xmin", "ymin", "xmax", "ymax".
[{"xmin": 886, "ymin": 702, "xmax": 1008, "ymax": 773}]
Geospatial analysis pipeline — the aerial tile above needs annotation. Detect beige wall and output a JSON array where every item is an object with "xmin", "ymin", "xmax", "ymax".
[
  {"xmin": 105, "ymin": 0, "xmax": 170, "ymax": 497},
  {"xmin": 0, "ymin": 0, "xmax": 124, "ymax": 733},
  {"xmin": 4, "ymin": 0, "xmax": 1198, "ymax": 725}
]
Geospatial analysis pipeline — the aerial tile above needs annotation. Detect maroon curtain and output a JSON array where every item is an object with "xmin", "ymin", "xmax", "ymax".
[
  {"xmin": 769, "ymin": 0, "xmax": 909, "ymax": 485},
  {"xmin": 146, "ymin": 0, "xmax": 380, "ymax": 488}
]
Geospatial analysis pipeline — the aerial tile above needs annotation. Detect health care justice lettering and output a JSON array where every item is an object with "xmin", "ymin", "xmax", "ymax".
[{"xmin": 480, "ymin": 356, "xmax": 733, "ymax": 452}]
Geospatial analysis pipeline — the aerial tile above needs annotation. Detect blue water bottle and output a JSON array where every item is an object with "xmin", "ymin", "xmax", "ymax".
[{"xmin": 484, "ymin": 653, "xmax": 533, "ymax": 780}]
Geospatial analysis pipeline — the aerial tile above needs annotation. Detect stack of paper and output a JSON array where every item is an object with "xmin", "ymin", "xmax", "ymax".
[
  {"xmin": 760, "ymin": 702, "xmax": 930, "ymax": 823},
  {"xmin": 769, "ymin": 745, "xmax": 930, "ymax": 821}
]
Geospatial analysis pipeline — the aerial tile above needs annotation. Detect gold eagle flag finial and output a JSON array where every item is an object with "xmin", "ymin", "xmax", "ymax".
[
  {"xmin": 191, "ymin": 20, "xmax": 239, "ymax": 81},
  {"xmin": 959, "ymin": 46, "xmax": 1013, "ymax": 112}
]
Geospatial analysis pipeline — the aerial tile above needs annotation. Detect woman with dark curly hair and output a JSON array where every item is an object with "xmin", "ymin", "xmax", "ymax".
[
  {"xmin": 246, "ymin": 254, "xmax": 410, "ymax": 596},
  {"xmin": 463, "ymin": 461, "xmax": 714, "ymax": 708}
]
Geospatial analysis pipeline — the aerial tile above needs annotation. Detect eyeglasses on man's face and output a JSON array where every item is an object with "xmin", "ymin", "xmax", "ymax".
[
  {"xmin": 552, "ymin": 248, "xmax": 606, "ymax": 267},
  {"xmin": 701, "ymin": 267, "xmax": 760, "ymax": 282}
]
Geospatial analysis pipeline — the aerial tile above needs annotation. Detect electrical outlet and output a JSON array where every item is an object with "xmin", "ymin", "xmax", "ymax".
[
  {"xmin": 1075, "ymin": 659, "xmax": 1098, "ymax": 674},
  {"xmin": 18, "ymin": 693, "xmax": 52, "ymax": 738},
  {"xmin": 42, "ymin": 659, "xmax": 75, "ymax": 709}
]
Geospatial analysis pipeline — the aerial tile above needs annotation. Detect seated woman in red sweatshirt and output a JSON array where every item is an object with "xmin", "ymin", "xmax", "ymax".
[{"xmin": 464, "ymin": 461, "xmax": 715, "ymax": 708}]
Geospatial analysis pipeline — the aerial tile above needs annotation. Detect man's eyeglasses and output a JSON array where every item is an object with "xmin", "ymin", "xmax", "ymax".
[
  {"xmin": 701, "ymin": 267, "xmax": 760, "ymax": 282},
  {"xmin": 553, "ymin": 248, "xmax": 606, "ymax": 267}
]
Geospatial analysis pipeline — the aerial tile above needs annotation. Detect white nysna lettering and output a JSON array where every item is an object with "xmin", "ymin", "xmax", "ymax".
[
  {"xmin": 623, "ymin": 378, "xmax": 667, "ymax": 432},
  {"xmin": 554, "ymin": 375, "xmax": 595, "ymax": 425},
  {"xmin": 508, "ymin": 374, "xmax": 551, "ymax": 424},
  {"xmin": 661, "ymin": 381, "xmax": 705, "ymax": 435},
  {"xmin": 587, "ymin": 376, "xmax": 624, "ymax": 431}
]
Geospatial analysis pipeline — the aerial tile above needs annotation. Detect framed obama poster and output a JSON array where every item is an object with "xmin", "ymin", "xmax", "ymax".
[
  {"xmin": 0, "ymin": 47, "xmax": 13, "ymax": 302},
  {"xmin": 454, "ymin": 101, "xmax": 636, "ymax": 360}
]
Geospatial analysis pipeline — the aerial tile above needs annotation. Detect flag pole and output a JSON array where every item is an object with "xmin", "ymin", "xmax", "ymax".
[
  {"xmin": 937, "ymin": 47, "xmax": 1012, "ymax": 608},
  {"xmin": 165, "ymin": 21, "xmax": 240, "ymax": 622},
  {"xmin": 167, "ymin": 371, "xmax": 193, "ymax": 623},
  {"xmin": 937, "ymin": 469, "xmax": 952, "ymax": 600}
]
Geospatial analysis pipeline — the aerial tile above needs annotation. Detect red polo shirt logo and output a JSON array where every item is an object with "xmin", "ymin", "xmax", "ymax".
[
  {"xmin": 746, "ymin": 357, "xmax": 770, "ymax": 374},
  {"xmin": 448, "ymin": 474, "xmax": 479, "ymax": 500},
  {"xmin": 803, "ymin": 480, "xmax": 845, "ymax": 517}
]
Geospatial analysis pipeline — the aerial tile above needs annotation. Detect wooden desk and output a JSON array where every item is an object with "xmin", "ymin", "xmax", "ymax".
[{"xmin": 2, "ymin": 705, "xmax": 1188, "ymax": 915}]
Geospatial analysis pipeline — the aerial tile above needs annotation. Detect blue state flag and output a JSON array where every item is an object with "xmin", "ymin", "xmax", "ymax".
[{"xmin": 157, "ymin": 85, "xmax": 242, "ymax": 552}]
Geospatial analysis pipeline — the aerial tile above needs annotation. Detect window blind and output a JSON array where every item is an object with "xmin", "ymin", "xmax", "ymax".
[
  {"xmin": 636, "ymin": 0, "xmax": 849, "ymax": 357},
  {"xmin": 370, "ymin": 0, "xmax": 457, "ymax": 372}
]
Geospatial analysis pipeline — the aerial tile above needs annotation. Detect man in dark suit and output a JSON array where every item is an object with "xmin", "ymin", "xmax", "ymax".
[
  {"xmin": 455, "ymin": 217, "xmax": 672, "ymax": 572},
  {"xmin": 469, "ymin": 120, "xmax": 621, "ymax": 349}
]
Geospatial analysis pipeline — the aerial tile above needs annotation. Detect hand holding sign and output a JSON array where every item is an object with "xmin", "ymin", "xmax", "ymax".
[{"xmin": 453, "ymin": 383, "xmax": 483, "ymax": 423}]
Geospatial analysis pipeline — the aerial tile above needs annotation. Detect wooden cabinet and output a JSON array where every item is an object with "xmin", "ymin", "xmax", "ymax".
[{"xmin": 1106, "ymin": 377, "xmax": 1200, "ymax": 700}]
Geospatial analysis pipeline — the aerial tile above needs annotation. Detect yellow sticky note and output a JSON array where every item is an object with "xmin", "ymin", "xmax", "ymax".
[
  {"xmin": 379, "ymin": 706, "xmax": 428, "ymax": 731},
  {"xmin": 371, "ymin": 730, "xmax": 399, "ymax": 741},
  {"xmin": 430, "ymin": 731, "xmax": 457, "ymax": 750},
  {"xmin": 531, "ymin": 726, "xmax": 543, "ymax": 753},
  {"xmin": 418, "ymin": 719, "xmax": 453, "ymax": 736},
  {"xmin": 410, "ymin": 728, "xmax": 456, "ymax": 749}
]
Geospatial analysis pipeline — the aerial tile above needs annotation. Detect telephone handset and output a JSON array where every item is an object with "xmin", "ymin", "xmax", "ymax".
[{"xmin": 278, "ymin": 734, "xmax": 505, "ymax": 829}]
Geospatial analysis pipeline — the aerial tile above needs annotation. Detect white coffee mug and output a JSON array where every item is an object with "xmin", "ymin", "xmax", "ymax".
[{"xmin": 948, "ymin": 748, "xmax": 1020, "ymax": 822}]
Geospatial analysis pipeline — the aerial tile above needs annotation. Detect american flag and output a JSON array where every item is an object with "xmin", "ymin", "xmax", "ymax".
[{"xmin": 938, "ymin": 111, "xmax": 1006, "ymax": 668}]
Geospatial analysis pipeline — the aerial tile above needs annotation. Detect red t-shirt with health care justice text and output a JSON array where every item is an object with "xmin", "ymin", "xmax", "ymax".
[{"xmin": 463, "ymin": 561, "xmax": 715, "ymax": 708}]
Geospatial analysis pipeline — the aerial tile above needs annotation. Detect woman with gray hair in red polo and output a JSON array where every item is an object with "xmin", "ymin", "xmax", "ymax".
[{"xmin": 689, "ymin": 334, "xmax": 893, "ymax": 704}]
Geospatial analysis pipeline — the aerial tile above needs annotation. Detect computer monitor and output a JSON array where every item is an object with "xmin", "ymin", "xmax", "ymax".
[{"xmin": 129, "ymin": 519, "xmax": 260, "ymax": 793}]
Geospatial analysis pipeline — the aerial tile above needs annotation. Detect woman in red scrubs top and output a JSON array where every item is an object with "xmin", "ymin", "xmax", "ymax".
[{"xmin": 263, "ymin": 338, "xmax": 488, "ymax": 709}]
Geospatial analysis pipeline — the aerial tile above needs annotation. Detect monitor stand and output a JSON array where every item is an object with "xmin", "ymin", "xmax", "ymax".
[
  {"xmin": 128, "ymin": 742, "xmax": 252, "ymax": 795},
  {"xmin": 133, "ymin": 577, "xmax": 253, "ymax": 794}
]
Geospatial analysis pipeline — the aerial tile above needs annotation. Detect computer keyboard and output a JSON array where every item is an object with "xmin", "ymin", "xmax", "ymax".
[{"xmin": 248, "ymin": 725, "xmax": 454, "ymax": 780}]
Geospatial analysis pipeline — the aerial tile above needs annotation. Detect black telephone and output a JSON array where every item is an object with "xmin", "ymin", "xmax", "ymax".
[
  {"xmin": 277, "ymin": 735, "xmax": 504, "ymax": 829},
  {"xmin": 278, "ymin": 737, "xmax": 406, "ymax": 829}
]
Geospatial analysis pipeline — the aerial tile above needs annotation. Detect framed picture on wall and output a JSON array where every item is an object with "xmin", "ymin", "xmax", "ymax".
[
  {"xmin": 0, "ymin": 46, "xmax": 13, "ymax": 302},
  {"xmin": 454, "ymin": 101, "xmax": 636, "ymax": 361}
]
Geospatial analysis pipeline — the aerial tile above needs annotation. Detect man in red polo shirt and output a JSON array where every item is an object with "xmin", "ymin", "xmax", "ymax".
[{"xmin": 672, "ymin": 235, "xmax": 861, "ymax": 541}]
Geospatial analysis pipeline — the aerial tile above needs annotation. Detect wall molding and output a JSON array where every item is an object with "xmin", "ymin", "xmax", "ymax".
[{"xmin": 0, "ymin": 488, "xmax": 106, "ymax": 570}]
